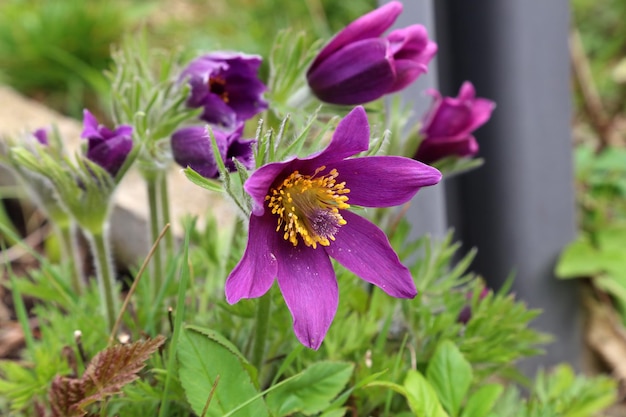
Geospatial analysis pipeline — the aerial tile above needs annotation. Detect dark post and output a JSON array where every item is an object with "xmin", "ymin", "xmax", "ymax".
[{"xmin": 434, "ymin": 1, "xmax": 581, "ymax": 371}]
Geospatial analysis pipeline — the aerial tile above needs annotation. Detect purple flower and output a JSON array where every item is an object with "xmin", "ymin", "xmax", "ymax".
[
  {"xmin": 32, "ymin": 128, "xmax": 49, "ymax": 145},
  {"xmin": 171, "ymin": 123, "xmax": 255, "ymax": 179},
  {"xmin": 81, "ymin": 110, "xmax": 133, "ymax": 178},
  {"xmin": 225, "ymin": 106, "xmax": 442, "ymax": 349},
  {"xmin": 414, "ymin": 82, "xmax": 495, "ymax": 164},
  {"xmin": 182, "ymin": 52, "xmax": 268, "ymax": 128},
  {"xmin": 306, "ymin": 1, "xmax": 437, "ymax": 105}
]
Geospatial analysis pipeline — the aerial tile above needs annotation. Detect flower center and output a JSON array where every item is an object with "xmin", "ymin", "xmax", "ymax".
[
  {"xmin": 266, "ymin": 166, "xmax": 350, "ymax": 249},
  {"xmin": 208, "ymin": 75, "xmax": 229, "ymax": 103}
]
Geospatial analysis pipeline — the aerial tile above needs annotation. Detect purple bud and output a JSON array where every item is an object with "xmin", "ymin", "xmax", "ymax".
[
  {"xmin": 181, "ymin": 52, "xmax": 268, "ymax": 128},
  {"xmin": 306, "ymin": 1, "xmax": 437, "ymax": 105},
  {"xmin": 81, "ymin": 110, "xmax": 133, "ymax": 178},
  {"xmin": 171, "ymin": 123, "xmax": 255, "ymax": 179},
  {"xmin": 32, "ymin": 128, "xmax": 49, "ymax": 145},
  {"xmin": 457, "ymin": 286, "xmax": 490, "ymax": 324},
  {"xmin": 414, "ymin": 82, "xmax": 495, "ymax": 164}
]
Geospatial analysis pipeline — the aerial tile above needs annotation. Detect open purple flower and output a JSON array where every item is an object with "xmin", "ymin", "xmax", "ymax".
[
  {"xmin": 414, "ymin": 82, "xmax": 495, "ymax": 164},
  {"xmin": 171, "ymin": 123, "xmax": 255, "ymax": 179},
  {"xmin": 81, "ymin": 110, "xmax": 133, "ymax": 178},
  {"xmin": 182, "ymin": 52, "xmax": 268, "ymax": 128},
  {"xmin": 306, "ymin": 1, "xmax": 437, "ymax": 105},
  {"xmin": 225, "ymin": 106, "xmax": 442, "ymax": 349}
]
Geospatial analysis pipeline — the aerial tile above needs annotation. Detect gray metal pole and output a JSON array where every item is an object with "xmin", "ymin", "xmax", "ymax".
[
  {"xmin": 381, "ymin": 0, "xmax": 449, "ymax": 239},
  {"xmin": 434, "ymin": 1, "xmax": 581, "ymax": 371}
]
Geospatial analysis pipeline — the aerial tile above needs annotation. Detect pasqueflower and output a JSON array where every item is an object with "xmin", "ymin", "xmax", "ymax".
[
  {"xmin": 306, "ymin": 1, "xmax": 437, "ymax": 105},
  {"xmin": 414, "ymin": 82, "xmax": 495, "ymax": 164},
  {"xmin": 81, "ymin": 110, "xmax": 133, "ymax": 178},
  {"xmin": 171, "ymin": 123, "xmax": 255, "ymax": 178},
  {"xmin": 182, "ymin": 52, "xmax": 268, "ymax": 128},
  {"xmin": 225, "ymin": 106, "xmax": 441, "ymax": 349}
]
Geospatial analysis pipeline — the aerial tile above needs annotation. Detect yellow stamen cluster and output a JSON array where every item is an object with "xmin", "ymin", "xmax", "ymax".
[
  {"xmin": 266, "ymin": 166, "xmax": 350, "ymax": 248},
  {"xmin": 208, "ymin": 76, "xmax": 229, "ymax": 103}
]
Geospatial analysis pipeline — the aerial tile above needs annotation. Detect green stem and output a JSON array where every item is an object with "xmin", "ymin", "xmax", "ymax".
[
  {"xmin": 58, "ymin": 223, "xmax": 84, "ymax": 294},
  {"xmin": 86, "ymin": 228, "xmax": 118, "ymax": 332},
  {"xmin": 147, "ymin": 176, "xmax": 163, "ymax": 297},
  {"xmin": 159, "ymin": 174, "xmax": 174, "ymax": 253},
  {"xmin": 251, "ymin": 294, "xmax": 272, "ymax": 374}
]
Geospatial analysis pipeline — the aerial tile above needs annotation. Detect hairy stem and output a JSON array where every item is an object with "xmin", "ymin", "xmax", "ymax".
[
  {"xmin": 58, "ymin": 222, "xmax": 84, "ymax": 295},
  {"xmin": 159, "ymin": 174, "xmax": 174, "ymax": 253},
  {"xmin": 147, "ymin": 176, "xmax": 164, "ymax": 297},
  {"xmin": 86, "ymin": 227, "xmax": 118, "ymax": 332}
]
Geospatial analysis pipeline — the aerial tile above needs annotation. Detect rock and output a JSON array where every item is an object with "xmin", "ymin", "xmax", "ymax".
[{"xmin": 0, "ymin": 86, "xmax": 236, "ymax": 267}]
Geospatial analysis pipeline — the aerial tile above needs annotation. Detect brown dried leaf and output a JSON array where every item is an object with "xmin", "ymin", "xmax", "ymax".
[
  {"xmin": 48, "ymin": 335, "xmax": 166, "ymax": 416},
  {"xmin": 49, "ymin": 376, "xmax": 86, "ymax": 417},
  {"xmin": 585, "ymin": 292, "xmax": 626, "ymax": 380}
]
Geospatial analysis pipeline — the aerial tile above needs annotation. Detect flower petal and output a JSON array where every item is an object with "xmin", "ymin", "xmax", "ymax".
[
  {"xmin": 81, "ymin": 109, "xmax": 101, "ymax": 139},
  {"xmin": 333, "ymin": 156, "xmax": 441, "ymax": 207},
  {"xmin": 171, "ymin": 125, "xmax": 230, "ymax": 179},
  {"xmin": 275, "ymin": 242, "xmax": 338, "ymax": 350},
  {"xmin": 422, "ymin": 82, "xmax": 495, "ymax": 139},
  {"xmin": 198, "ymin": 93, "xmax": 238, "ymax": 127},
  {"xmin": 300, "ymin": 106, "xmax": 371, "ymax": 172},
  {"xmin": 325, "ymin": 210, "xmax": 416, "ymax": 298},
  {"xmin": 32, "ymin": 128, "xmax": 49, "ymax": 145},
  {"xmin": 225, "ymin": 134, "xmax": 256, "ymax": 172},
  {"xmin": 307, "ymin": 38, "xmax": 395, "ymax": 105},
  {"xmin": 386, "ymin": 25, "xmax": 438, "ymax": 93},
  {"xmin": 415, "ymin": 135, "xmax": 479, "ymax": 163},
  {"xmin": 86, "ymin": 134, "xmax": 133, "ymax": 177},
  {"xmin": 244, "ymin": 160, "xmax": 293, "ymax": 215},
  {"xmin": 225, "ymin": 211, "xmax": 278, "ymax": 303},
  {"xmin": 223, "ymin": 60, "xmax": 268, "ymax": 120},
  {"xmin": 310, "ymin": 1, "xmax": 403, "ymax": 72}
]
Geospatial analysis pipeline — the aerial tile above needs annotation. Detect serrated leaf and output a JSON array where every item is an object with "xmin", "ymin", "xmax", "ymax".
[
  {"xmin": 460, "ymin": 384, "xmax": 503, "ymax": 417},
  {"xmin": 426, "ymin": 340, "xmax": 472, "ymax": 416},
  {"xmin": 182, "ymin": 167, "xmax": 223, "ymax": 192},
  {"xmin": 404, "ymin": 370, "xmax": 449, "ymax": 417},
  {"xmin": 49, "ymin": 335, "xmax": 165, "ymax": 417},
  {"xmin": 266, "ymin": 361, "xmax": 354, "ymax": 416},
  {"xmin": 177, "ymin": 326, "xmax": 268, "ymax": 417},
  {"xmin": 49, "ymin": 377, "xmax": 85, "ymax": 417}
]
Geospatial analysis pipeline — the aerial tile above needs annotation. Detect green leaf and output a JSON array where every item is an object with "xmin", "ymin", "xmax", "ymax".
[
  {"xmin": 426, "ymin": 340, "xmax": 473, "ymax": 416},
  {"xmin": 177, "ymin": 326, "xmax": 269, "ymax": 417},
  {"xmin": 404, "ymin": 370, "xmax": 449, "ymax": 417},
  {"xmin": 555, "ymin": 237, "xmax": 602, "ymax": 278},
  {"xmin": 182, "ymin": 167, "xmax": 224, "ymax": 193},
  {"xmin": 460, "ymin": 384, "xmax": 503, "ymax": 417},
  {"xmin": 596, "ymin": 226, "xmax": 626, "ymax": 250},
  {"xmin": 319, "ymin": 408, "xmax": 349, "ymax": 417},
  {"xmin": 266, "ymin": 361, "xmax": 354, "ymax": 416}
]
